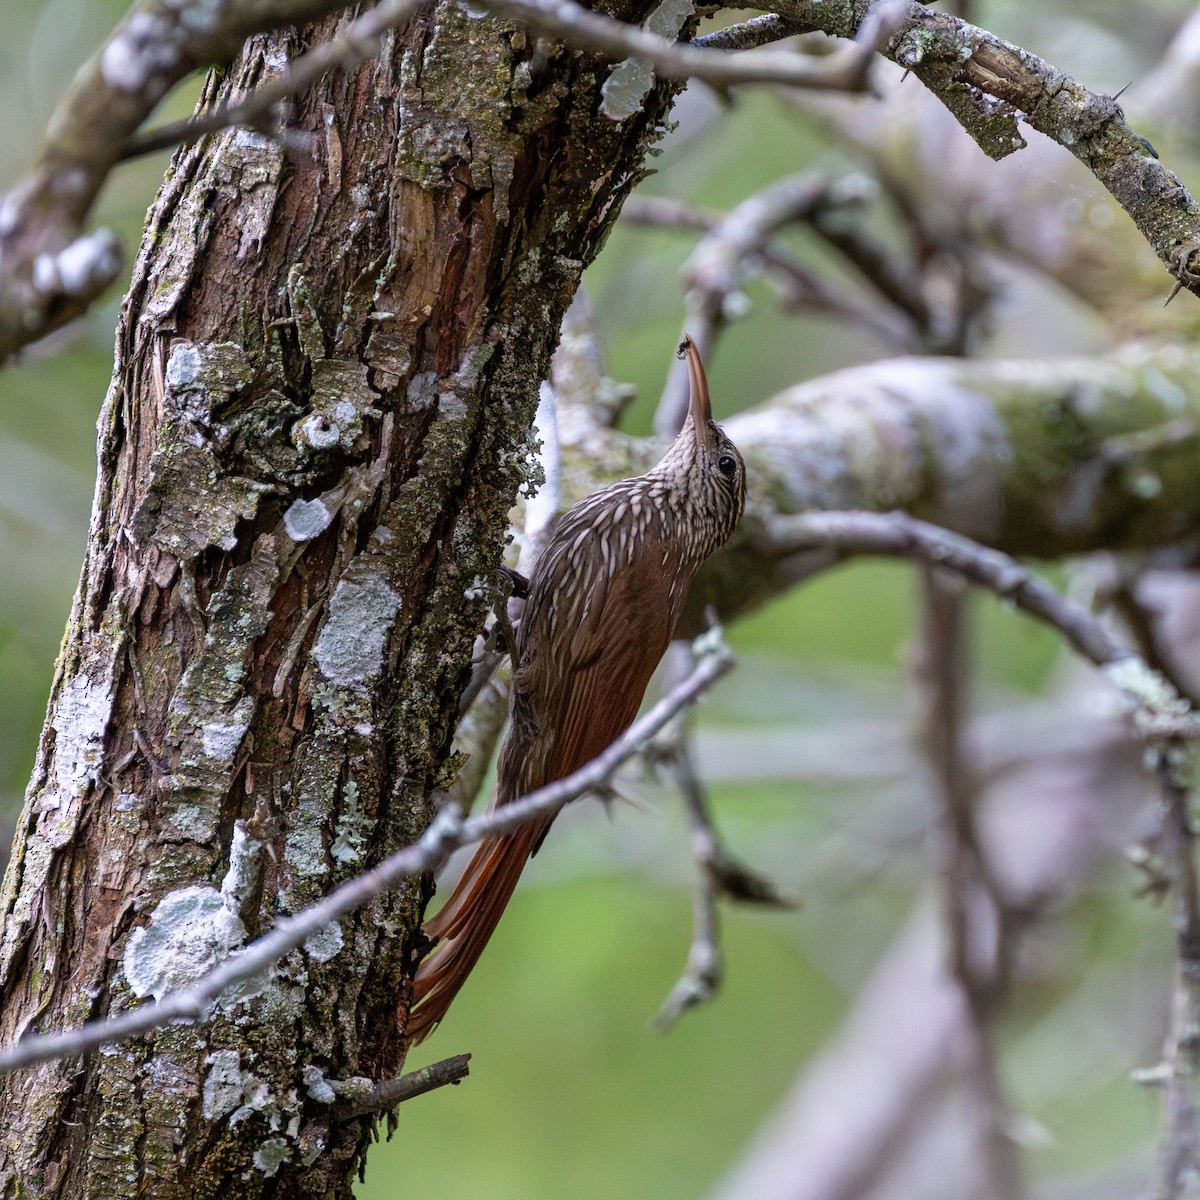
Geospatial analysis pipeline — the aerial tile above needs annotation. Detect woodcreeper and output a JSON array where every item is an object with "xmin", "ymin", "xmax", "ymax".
[{"xmin": 406, "ymin": 337, "xmax": 746, "ymax": 1042}]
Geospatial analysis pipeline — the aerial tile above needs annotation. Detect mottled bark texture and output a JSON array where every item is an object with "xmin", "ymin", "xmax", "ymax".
[{"xmin": 0, "ymin": 6, "xmax": 670, "ymax": 1196}]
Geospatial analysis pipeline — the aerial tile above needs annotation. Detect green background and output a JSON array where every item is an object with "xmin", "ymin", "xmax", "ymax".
[{"xmin": 0, "ymin": 2, "xmax": 1194, "ymax": 1195}]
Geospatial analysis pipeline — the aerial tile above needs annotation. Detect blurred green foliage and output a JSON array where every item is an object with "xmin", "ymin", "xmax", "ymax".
[{"xmin": 0, "ymin": 2, "xmax": 1191, "ymax": 1197}]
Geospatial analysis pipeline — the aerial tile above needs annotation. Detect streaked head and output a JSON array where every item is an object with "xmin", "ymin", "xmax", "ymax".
[{"xmin": 672, "ymin": 335, "xmax": 746, "ymax": 549}]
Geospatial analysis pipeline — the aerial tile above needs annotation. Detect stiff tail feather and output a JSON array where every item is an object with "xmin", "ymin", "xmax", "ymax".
[{"xmin": 406, "ymin": 818, "xmax": 549, "ymax": 1044}]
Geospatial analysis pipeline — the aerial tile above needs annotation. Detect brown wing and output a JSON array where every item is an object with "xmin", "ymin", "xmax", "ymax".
[
  {"xmin": 407, "ymin": 489, "xmax": 689, "ymax": 1043},
  {"xmin": 501, "ymin": 489, "xmax": 685, "ymax": 802}
]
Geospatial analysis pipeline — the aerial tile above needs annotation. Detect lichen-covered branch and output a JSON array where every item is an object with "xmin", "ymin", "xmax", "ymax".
[
  {"xmin": 0, "ymin": 0, "xmax": 368, "ymax": 366},
  {"xmin": 754, "ymin": 0, "xmax": 1200, "ymax": 299},
  {"xmin": 680, "ymin": 344, "xmax": 1200, "ymax": 631},
  {"xmin": 478, "ymin": 0, "xmax": 900, "ymax": 94},
  {"xmin": 913, "ymin": 569, "xmax": 1022, "ymax": 1200}
]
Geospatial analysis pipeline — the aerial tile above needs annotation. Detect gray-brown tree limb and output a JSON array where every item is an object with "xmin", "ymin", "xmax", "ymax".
[
  {"xmin": 756, "ymin": 0, "xmax": 1200, "ymax": 299},
  {"xmin": 544, "ymin": 341, "xmax": 1200, "ymax": 636},
  {"xmin": 0, "ymin": 0, "xmax": 370, "ymax": 366}
]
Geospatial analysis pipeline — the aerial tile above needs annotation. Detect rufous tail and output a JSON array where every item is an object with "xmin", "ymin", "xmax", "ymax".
[{"xmin": 405, "ymin": 817, "xmax": 549, "ymax": 1044}]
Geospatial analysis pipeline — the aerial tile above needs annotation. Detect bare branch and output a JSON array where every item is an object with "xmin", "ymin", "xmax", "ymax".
[
  {"xmin": 479, "ymin": 0, "xmax": 895, "ymax": 95},
  {"xmin": 124, "ymin": 0, "xmax": 429, "ymax": 160},
  {"xmin": 651, "ymin": 645, "xmax": 793, "ymax": 1030},
  {"xmin": 762, "ymin": 0, "xmax": 1200, "ymax": 299},
  {"xmin": 913, "ymin": 568, "xmax": 1023, "ymax": 1200},
  {"xmin": 1141, "ymin": 759, "xmax": 1200, "ymax": 1199},
  {"xmin": 0, "ymin": 0, "xmax": 364, "ymax": 365},
  {"xmin": 621, "ymin": 194, "xmax": 911, "ymax": 356},
  {"xmin": 692, "ymin": 14, "xmax": 811, "ymax": 52},
  {"xmin": 0, "ymin": 629, "xmax": 734, "ymax": 1075},
  {"xmin": 333, "ymin": 1053, "xmax": 472, "ymax": 1116},
  {"xmin": 769, "ymin": 510, "xmax": 1124, "ymax": 660}
]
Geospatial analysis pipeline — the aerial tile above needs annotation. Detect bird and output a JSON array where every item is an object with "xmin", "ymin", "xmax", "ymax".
[{"xmin": 405, "ymin": 335, "xmax": 746, "ymax": 1044}]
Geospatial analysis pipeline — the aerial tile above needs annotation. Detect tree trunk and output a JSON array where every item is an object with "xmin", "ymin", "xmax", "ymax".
[{"xmin": 0, "ymin": 8, "xmax": 671, "ymax": 1195}]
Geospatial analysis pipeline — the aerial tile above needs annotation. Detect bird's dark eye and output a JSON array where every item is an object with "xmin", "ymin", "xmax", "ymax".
[{"xmin": 718, "ymin": 454, "xmax": 738, "ymax": 479}]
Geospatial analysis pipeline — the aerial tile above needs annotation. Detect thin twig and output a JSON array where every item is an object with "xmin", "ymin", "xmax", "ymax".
[
  {"xmin": 0, "ymin": 629, "xmax": 735, "ymax": 1075},
  {"xmin": 652, "ymin": 645, "xmax": 793, "ymax": 1030},
  {"xmin": 334, "ymin": 1053, "xmax": 471, "ymax": 1116},
  {"xmin": 692, "ymin": 14, "xmax": 812, "ymax": 52},
  {"xmin": 123, "ymin": 0, "xmax": 430, "ymax": 160},
  {"xmin": 478, "ymin": 0, "xmax": 896, "ymax": 94},
  {"xmin": 621, "ymin": 195, "xmax": 910, "ymax": 352},
  {"xmin": 914, "ymin": 567, "xmax": 1022, "ymax": 1200},
  {"xmin": 1142, "ymin": 757, "xmax": 1200, "ymax": 1199},
  {"xmin": 1102, "ymin": 566, "xmax": 1200, "ymax": 710},
  {"xmin": 767, "ymin": 511, "xmax": 1135, "ymax": 677}
]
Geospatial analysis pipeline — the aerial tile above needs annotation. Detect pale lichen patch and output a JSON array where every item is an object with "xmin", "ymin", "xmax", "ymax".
[
  {"xmin": 312, "ymin": 574, "xmax": 401, "ymax": 689},
  {"xmin": 221, "ymin": 821, "xmax": 265, "ymax": 916},
  {"xmin": 330, "ymin": 779, "xmax": 369, "ymax": 864},
  {"xmin": 200, "ymin": 695, "xmax": 255, "ymax": 762},
  {"xmin": 123, "ymin": 885, "xmax": 247, "ymax": 1001},
  {"xmin": 253, "ymin": 1137, "xmax": 292, "ymax": 1177},
  {"xmin": 203, "ymin": 1049, "xmax": 258, "ymax": 1121},
  {"xmin": 1104, "ymin": 656, "xmax": 1193, "ymax": 720},
  {"xmin": 302, "ymin": 1065, "xmax": 337, "ymax": 1104},
  {"xmin": 52, "ymin": 672, "xmax": 115, "ymax": 796},
  {"xmin": 283, "ymin": 497, "xmax": 333, "ymax": 542},
  {"xmin": 303, "ymin": 922, "xmax": 344, "ymax": 964}
]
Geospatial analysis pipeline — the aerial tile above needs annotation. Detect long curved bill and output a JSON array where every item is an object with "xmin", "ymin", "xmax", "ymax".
[{"xmin": 680, "ymin": 335, "xmax": 712, "ymax": 451}]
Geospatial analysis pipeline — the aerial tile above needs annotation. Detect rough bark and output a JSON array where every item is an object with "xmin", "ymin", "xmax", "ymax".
[{"xmin": 0, "ymin": 6, "xmax": 671, "ymax": 1196}]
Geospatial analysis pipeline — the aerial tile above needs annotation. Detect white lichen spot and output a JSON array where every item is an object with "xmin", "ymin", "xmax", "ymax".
[
  {"xmin": 203, "ymin": 1049, "xmax": 257, "ymax": 1121},
  {"xmin": 283, "ymin": 498, "xmax": 333, "ymax": 542},
  {"xmin": 233, "ymin": 128, "xmax": 278, "ymax": 151},
  {"xmin": 166, "ymin": 343, "xmax": 203, "ymax": 389},
  {"xmin": 201, "ymin": 696, "xmax": 254, "ymax": 761},
  {"xmin": 254, "ymin": 1137, "xmax": 292, "ymax": 1177},
  {"xmin": 60, "ymin": 231, "xmax": 121, "ymax": 295},
  {"xmin": 123, "ymin": 885, "xmax": 246, "ymax": 1001},
  {"xmin": 303, "ymin": 1065, "xmax": 337, "ymax": 1104},
  {"xmin": 297, "ymin": 413, "xmax": 342, "ymax": 449},
  {"xmin": 32, "ymin": 254, "xmax": 58, "ymax": 293},
  {"xmin": 304, "ymin": 921, "xmax": 344, "ymax": 964},
  {"xmin": 312, "ymin": 575, "xmax": 401, "ymax": 686},
  {"xmin": 602, "ymin": 0, "xmax": 693, "ymax": 118},
  {"xmin": 1104, "ymin": 657, "xmax": 1191, "ymax": 720},
  {"xmin": 1130, "ymin": 471, "xmax": 1163, "ymax": 499},
  {"xmin": 721, "ymin": 289, "xmax": 752, "ymax": 321},
  {"xmin": 53, "ymin": 672, "xmax": 115, "ymax": 796},
  {"xmin": 101, "ymin": 33, "xmax": 147, "ymax": 92},
  {"xmin": 0, "ymin": 193, "xmax": 19, "ymax": 236},
  {"xmin": 282, "ymin": 813, "xmax": 327, "ymax": 882},
  {"xmin": 406, "ymin": 371, "xmax": 438, "ymax": 410},
  {"xmin": 221, "ymin": 821, "xmax": 264, "ymax": 915}
]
